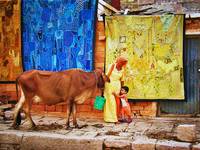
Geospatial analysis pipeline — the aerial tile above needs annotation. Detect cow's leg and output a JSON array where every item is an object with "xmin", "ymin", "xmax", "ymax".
[
  {"xmin": 65, "ymin": 102, "xmax": 72, "ymax": 129},
  {"xmin": 23, "ymin": 100, "xmax": 36, "ymax": 129},
  {"xmin": 72, "ymin": 103, "xmax": 78, "ymax": 128},
  {"xmin": 12, "ymin": 90, "xmax": 25, "ymax": 128}
]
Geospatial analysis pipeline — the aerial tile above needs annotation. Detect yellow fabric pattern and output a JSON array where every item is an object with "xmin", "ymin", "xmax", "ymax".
[
  {"xmin": 105, "ymin": 15, "xmax": 184, "ymax": 100},
  {"xmin": 104, "ymin": 64, "xmax": 124, "ymax": 122}
]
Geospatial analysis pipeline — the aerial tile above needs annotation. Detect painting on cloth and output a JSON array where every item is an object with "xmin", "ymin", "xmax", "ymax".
[
  {"xmin": 105, "ymin": 15, "xmax": 184, "ymax": 100},
  {"xmin": 0, "ymin": 0, "xmax": 22, "ymax": 81},
  {"xmin": 22, "ymin": 0, "xmax": 97, "ymax": 71}
]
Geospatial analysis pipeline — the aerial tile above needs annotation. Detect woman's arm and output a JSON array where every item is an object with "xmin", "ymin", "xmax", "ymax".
[
  {"xmin": 120, "ymin": 67, "xmax": 126, "ymax": 86},
  {"xmin": 112, "ymin": 92, "xmax": 118, "ymax": 97},
  {"xmin": 121, "ymin": 81, "xmax": 124, "ymax": 87},
  {"xmin": 107, "ymin": 64, "xmax": 115, "ymax": 78}
]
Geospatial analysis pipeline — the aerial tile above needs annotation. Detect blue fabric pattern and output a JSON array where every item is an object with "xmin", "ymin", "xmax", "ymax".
[{"xmin": 22, "ymin": 0, "xmax": 97, "ymax": 71}]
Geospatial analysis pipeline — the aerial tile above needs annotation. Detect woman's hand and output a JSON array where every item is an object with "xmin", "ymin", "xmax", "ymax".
[{"xmin": 112, "ymin": 92, "xmax": 117, "ymax": 97}]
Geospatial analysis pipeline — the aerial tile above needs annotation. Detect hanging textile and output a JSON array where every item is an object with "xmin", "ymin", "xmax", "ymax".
[
  {"xmin": 22, "ymin": 0, "xmax": 97, "ymax": 71},
  {"xmin": 0, "ymin": 0, "xmax": 22, "ymax": 81},
  {"xmin": 105, "ymin": 15, "xmax": 184, "ymax": 100}
]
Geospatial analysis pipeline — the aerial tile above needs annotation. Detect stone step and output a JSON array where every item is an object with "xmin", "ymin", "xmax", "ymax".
[{"xmin": 0, "ymin": 131, "xmax": 199, "ymax": 150}]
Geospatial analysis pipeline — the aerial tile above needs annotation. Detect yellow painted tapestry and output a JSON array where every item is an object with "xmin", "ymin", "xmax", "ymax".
[
  {"xmin": 105, "ymin": 15, "xmax": 184, "ymax": 99},
  {"xmin": 0, "ymin": 0, "xmax": 22, "ymax": 81}
]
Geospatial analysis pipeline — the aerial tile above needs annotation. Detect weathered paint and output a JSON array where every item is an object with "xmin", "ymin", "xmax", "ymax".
[{"xmin": 160, "ymin": 37, "xmax": 200, "ymax": 115}]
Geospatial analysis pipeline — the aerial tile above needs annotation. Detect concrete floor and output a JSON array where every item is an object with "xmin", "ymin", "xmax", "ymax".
[{"xmin": 0, "ymin": 112, "xmax": 200, "ymax": 150}]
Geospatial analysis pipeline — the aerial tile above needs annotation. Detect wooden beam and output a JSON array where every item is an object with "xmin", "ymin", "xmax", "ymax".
[
  {"xmin": 143, "ymin": 9, "xmax": 165, "ymax": 15},
  {"xmin": 128, "ymin": 6, "xmax": 152, "ymax": 14},
  {"xmin": 99, "ymin": 0, "xmax": 119, "ymax": 13}
]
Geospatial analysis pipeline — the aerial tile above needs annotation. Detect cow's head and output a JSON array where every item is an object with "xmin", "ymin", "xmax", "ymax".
[{"xmin": 94, "ymin": 68, "xmax": 110, "ymax": 89}]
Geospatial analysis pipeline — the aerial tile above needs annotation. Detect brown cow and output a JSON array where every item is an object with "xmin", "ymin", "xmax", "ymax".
[{"xmin": 12, "ymin": 69, "xmax": 109, "ymax": 129}]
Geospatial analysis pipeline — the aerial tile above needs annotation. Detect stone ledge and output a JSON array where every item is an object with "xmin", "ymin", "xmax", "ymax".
[
  {"xmin": 192, "ymin": 143, "xmax": 200, "ymax": 150},
  {"xmin": 0, "ymin": 131, "xmax": 23, "ymax": 144},
  {"xmin": 156, "ymin": 140, "xmax": 192, "ymax": 150},
  {"xmin": 132, "ymin": 137, "xmax": 157, "ymax": 150},
  {"xmin": 0, "ymin": 130, "xmax": 198, "ymax": 150},
  {"xmin": 104, "ymin": 139, "xmax": 131, "ymax": 149},
  {"xmin": 0, "ymin": 131, "xmax": 103, "ymax": 150},
  {"xmin": 176, "ymin": 124, "xmax": 197, "ymax": 142}
]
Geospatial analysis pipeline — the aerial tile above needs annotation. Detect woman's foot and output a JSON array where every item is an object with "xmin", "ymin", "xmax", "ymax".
[
  {"xmin": 126, "ymin": 118, "xmax": 132, "ymax": 123},
  {"xmin": 114, "ymin": 121, "xmax": 120, "ymax": 124},
  {"xmin": 121, "ymin": 119, "xmax": 128, "ymax": 123},
  {"xmin": 118, "ymin": 118, "xmax": 125, "ymax": 122}
]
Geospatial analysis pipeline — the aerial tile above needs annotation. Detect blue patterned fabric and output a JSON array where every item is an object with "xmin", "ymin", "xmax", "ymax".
[{"xmin": 22, "ymin": 0, "xmax": 97, "ymax": 71}]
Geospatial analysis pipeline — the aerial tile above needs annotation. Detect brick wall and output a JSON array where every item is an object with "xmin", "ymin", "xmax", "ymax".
[
  {"xmin": 0, "ymin": 84, "xmax": 16, "ymax": 104},
  {"xmin": 0, "ymin": 21, "xmax": 157, "ymax": 118},
  {"xmin": 120, "ymin": 0, "xmax": 155, "ymax": 10},
  {"xmin": 2, "ymin": 19, "xmax": 199, "ymax": 118},
  {"xmin": 30, "ymin": 21, "xmax": 107, "ymax": 118},
  {"xmin": 120, "ymin": 0, "xmax": 200, "ymax": 12},
  {"xmin": 31, "ymin": 18, "xmax": 200, "ymax": 118},
  {"xmin": 33, "ymin": 21, "xmax": 158, "ymax": 118},
  {"xmin": 186, "ymin": 18, "xmax": 200, "ymax": 34}
]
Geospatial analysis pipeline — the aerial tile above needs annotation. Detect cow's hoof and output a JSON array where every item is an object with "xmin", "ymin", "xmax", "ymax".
[
  {"xmin": 28, "ymin": 123, "xmax": 36, "ymax": 130},
  {"xmin": 11, "ymin": 123, "xmax": 19, "ymax": 129},
  {"xmin": 74, "ymin": 124, "xmax": 79, "ymax": 128},
  {"xmin": 65, "ymin": 126, "xmax": 73, "ymax": 130},
  {"xmin": 11, "ymin": 124, "xmax": 19, "ymax": 130},
  {"xmin": 30, "ymin": 126, "xmax": 37, "ymax": 130},
  {"xmin": 75, "ymin": 124, "xmax": 88, "ymax": 129}
]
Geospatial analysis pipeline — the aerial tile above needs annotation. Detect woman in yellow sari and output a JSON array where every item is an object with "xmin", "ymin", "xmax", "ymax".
[{"xmin": 104, "ymin": 56, "xmax": 128, "ymax": 123}]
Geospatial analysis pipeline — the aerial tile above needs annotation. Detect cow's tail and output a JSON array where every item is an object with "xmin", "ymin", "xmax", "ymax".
[
  {"xmin": 15, "ymin": 77, "xmax": 22, "ymax": 126},
  {"xmin": 15, "ymin": 76, "xmax": 19, "ymax": 101}
]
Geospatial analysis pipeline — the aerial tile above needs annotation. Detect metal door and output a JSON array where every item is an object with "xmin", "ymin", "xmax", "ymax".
[{"xmin": 159, "ymin": 37, "xmax": 200, "ymax": 115}]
